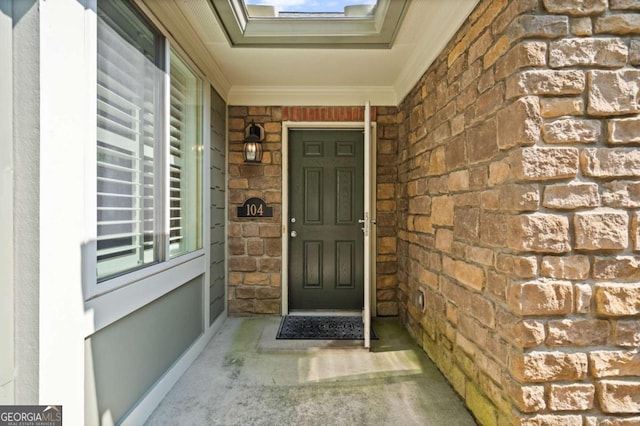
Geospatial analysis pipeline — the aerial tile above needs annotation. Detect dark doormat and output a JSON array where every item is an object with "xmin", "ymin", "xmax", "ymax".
[{"xmin": 276, "ymin": 316, "xmax": 377, "ymax": 340}]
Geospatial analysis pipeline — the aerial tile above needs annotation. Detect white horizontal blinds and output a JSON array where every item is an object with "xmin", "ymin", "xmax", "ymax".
[
  {"xmin": 96, "ymin": 0, "xmax": 164, "ymax": 280},
  {"xmin": 169, "ymin": 54, "xmax": 203, "ymax": 258}
]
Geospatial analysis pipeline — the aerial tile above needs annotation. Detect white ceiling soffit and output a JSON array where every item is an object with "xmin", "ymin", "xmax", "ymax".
[
  {"xmin": 141, "ymin": 0, "xmax": 479, "ymax": 106},
  {"xmin": 210, "ymin": 0, "xmax": 409, "ymax": 48}
]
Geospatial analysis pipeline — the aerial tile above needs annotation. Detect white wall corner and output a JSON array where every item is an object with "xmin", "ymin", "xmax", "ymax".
[{"xmin": 39, "ymin": 0, "xmax": 92, "ymax": 422}]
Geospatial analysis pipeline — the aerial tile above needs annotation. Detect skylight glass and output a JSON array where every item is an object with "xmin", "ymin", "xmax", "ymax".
[
  {"xmin": 210, "ymin": 0, "xmax": 407, "ymax": 48},
  {"xmin": 244, "ymin": 0, "xmax": 377, "ymax": 17}
]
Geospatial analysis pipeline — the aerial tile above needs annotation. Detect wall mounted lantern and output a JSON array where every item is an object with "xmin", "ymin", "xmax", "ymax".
[{"xmin": 243, "ymin": 121, "xmax": 264, "ymax": 163}]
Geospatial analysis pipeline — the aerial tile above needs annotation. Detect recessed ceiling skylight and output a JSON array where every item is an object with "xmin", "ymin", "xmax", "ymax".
[
  {"xmin": 245, "ymin": 0, "xmax": 377, "ymax": 16},
  {"xmin": 210, "ymin": 0, "xmax": 408, "ymax": 48}
]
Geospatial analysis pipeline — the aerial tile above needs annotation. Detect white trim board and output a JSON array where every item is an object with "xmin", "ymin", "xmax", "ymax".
[{"xmin": 228, "ymin": 86, "xmax": 397, "ymax": 107}]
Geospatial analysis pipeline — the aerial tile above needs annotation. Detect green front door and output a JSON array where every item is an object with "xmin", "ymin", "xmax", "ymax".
[{"xmin": 288, "ymin": 129, "xmax": 365, "ymax": 310}]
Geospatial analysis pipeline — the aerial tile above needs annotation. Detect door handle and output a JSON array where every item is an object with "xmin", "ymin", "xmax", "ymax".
[{"xmin": 290, "ymin": 230, "xmax": 297, "ymax": 238}]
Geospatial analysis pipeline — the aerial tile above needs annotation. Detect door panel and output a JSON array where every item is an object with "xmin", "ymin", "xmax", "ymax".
[{"xmin": 289, "ymin": 129, "xmax": 364, "ymax": 310}]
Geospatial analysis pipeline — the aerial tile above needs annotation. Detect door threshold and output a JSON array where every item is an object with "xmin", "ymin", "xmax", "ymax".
[{"xmin": 287, "ymin": 310, "xmax": 362, "ymax": 317}]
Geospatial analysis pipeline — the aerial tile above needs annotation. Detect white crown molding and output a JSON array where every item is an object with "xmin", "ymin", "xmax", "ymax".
[
  {"xmin": 228, "ymin": 85, "xmax": 397, "ymax": 106},
  {"xmin": 393, "ymin": 0, "xmax": 479, "ymax": 104}
]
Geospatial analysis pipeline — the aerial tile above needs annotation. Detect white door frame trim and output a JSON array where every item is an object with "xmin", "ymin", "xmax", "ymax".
[{"xmin": 281, "ymin": 121, "xmax": 377, "ymax": 316}]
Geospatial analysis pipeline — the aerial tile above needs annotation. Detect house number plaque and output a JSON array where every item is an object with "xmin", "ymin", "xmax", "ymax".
[{"xmin": 237, "ymin": 197, "xmax": 273, "ymax": 218}]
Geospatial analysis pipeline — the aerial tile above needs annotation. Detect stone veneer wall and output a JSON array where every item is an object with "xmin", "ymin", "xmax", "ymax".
[
  {"xmin": 396, "ymin": 0, "xmax": 640, "ymax": 425},
  {"xmin": 227, "ymin": 106, "xmax": 399, "ymax": 316}
]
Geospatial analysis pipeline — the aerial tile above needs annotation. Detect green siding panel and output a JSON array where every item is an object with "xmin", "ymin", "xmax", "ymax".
[
  {"xmin": 209, "ymin": 85, "xmax": 226, "ymax": 324},
  {"xmin": 86, "ymin": 276, "xmax": 203, "ymax": 423}
]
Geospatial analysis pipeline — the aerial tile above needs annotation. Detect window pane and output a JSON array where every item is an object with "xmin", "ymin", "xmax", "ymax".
[
  {"xmin": 96, "ymin": 0, "xmax": 164, "ymax": 280},
  {"xmin": 169, "ymin": 53, "xmax": 203, "ymax": 258}
]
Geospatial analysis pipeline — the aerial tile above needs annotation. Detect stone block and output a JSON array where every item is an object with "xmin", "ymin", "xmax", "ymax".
[
  {"xmin": 228, "ymin": 299, "xmax": 255, "ymax": 314},
  {"xmin": 541, "ymin": 255, "xmax": 590, "ymax": 279},
  {"xmin": 377, "ymin": 301, "xmax": 398, "ymax": 316},
  {"xmin": 590, "ymin": 350, "xmax": 640, "ymax": 377},
  {"xmin": 511, "ymin": 319, "xmax": 546, "ymax": 348},
  {"xmin": 593, "ymin": 256, "xmax": 640, "ymax": 280},
  {"xmin": 483, "ymin": 34, "xmax": 511, "ymax": 70},
  {"xmin": 235, "ymin": 286, "xmax": 256, "ymax": 299},
  {"xmin": 246, "ymin": 239, "xmax": 264, "ymax": 256},
  {"xmin": 487, "ymin": 270, "xmax": 508, "ymax": 300},
  {"xmin": 632, "ymin": 39, "xmax": 640, "ymax": 66},
  {"xmin": 543, "ymin": 0, "xmax": 608, "ymax": 15},
  {"xmin": 575, "ymin": 283, "xmax": 593, "ymax": 313},
  {"xmin": 244, "ymin": 272, "xmax": 270, "ymax": 285},
  {"xmin": 571, "ymin": 17, "xmax": 593, "ymax": 36},
  {"xmin": 435, "ymin": 228, "xmax": 453, "ymax": 253},
  {"xmin": 258, "ymin": 224, "xmax": 280, "ymax": 238},
  {"xmin": 512, "ymin": 147, "xmax": 579, "ymax": 181},
  {"xmin": 408, "ymin": 195, "xmax": 431, "ymax": 214},
  {"xmin": 549, "ymin": 384, "xmax": 595, "ymax": 411},
  {"xmin": 264, "ymin": 239, "xmax": 281, "ymax": 256},
  {"xmin": 598, "ymin": 417, "xmax": 640, "ymax": 426},
  {"xmin": 588, "ymin": 70, "xmax": 640, "ymax": 116},
  {"xmin": 542, "ymin": 118, "xmax": 601, "ymax": 144},
  {"xmin": 497, "ymin": 96, "xmax": 542, "ymax": 150},
  {"xmin": 431, "ymin": 147, "xmax": 450, "ymax": 179},
  {"xmin": 543, "ymin": 183, "xmax": 600, "ymax": 209},
  {"xmin": 511, "ymin": 351, "xmax": 588, "ymax": 382},
  {"xmin": 453, "ymin": 207, "xmax": 479, "ymax": 242},
  {"xmin": 597, "ymin": 380, "xmax": 640, "ymax": 413},
  {"xmin": 228, "ymin": 256, "xmax": 257, "ymax": 272},
  {"xmin": 511, "ymin": 384, "xmax": 546, "ymax": 413},
  {"xmin": 509, "ymin": 15, "xmax": 569, "ymax": 40},
  {"xmin": 602, "ymin": 181, "xmax": 640, "ymax": 208},
  {"xmin": 608, "ymin": 117, "xmax": 640, "ymax": 144},
  {"xmin": 507, "ymin": 280, "xmax": 573, "ymax": 316},
  {"xmin": 550, "ymin": 38, "xmax": 628, "ymax": 68},
  {"xmin": 615, "ymin": 321, "xmax": 640, "ymax": 347},
  {"xmin": 378, "ymin": 237, "xmax": 397, "ymax": 255},
  {"xmin": 377, "ymin": 183, "xmax": 395, "ymax": 199},
  {"xmin": 496, "ymin": 253, "xmax": 537, "ymax": 278},
  {"xmin": 496, "ymin": 41, "xmax": 547, "ymax": 80},
  {"xmin": 610, "ymin": 0, "xmax": 640, "ymax": 9},
  {"xmin": 255, "ymin": 299, "xmax": 280, "ymax": 314},
  {"xmin": 547, "ymin": 319, "xmax": 610, "ymax": 346},
  {"xmin": 448, "ymin": 170, "xmax": 469, "ymax": 192},
  {"xmin": 480, "ymin": 213, "xmax": 507, "ymax": 247},
  {"xmin": 635, "ymin": 212, "xmax": 640, "ymax": 251},
  {"xmin": 595, "ymin": 14, "xmax": 640, "ymax": 34},
  {"xmin": 582, "ymin": 148, "xmax": 640, "ymax": 177},
  {"xmin": 595, "ymin": 283, "xmax": 640, "ymax": 316},
  {"xmin": 540, "ymin": 97, "xmax": 584, "ymax": 117},
  {"xmin": 431, "ymin": 196, "xmax": 454, "ymax": 226},
  {"xmin": 255, "ymin": 287, "xmax": 280, "ymax": 299},
  {"xmin": 467, "ymin": 119, "xmax": 498, "ymax": 164},
  {"xmin": 488, "ymin": 160, "xmax": 510, "ymax": 186},
  {"xmin": 518, "ymin": 415, "xmax": 583, "ymax": 426},
  {"xmin": 507, "ymin": 70, "xmax": 585, "ymax": 99},
  {"xmin": 454, "ymin": 261, "xmax": 484, "ymax": 291},
  {"xmin": 228, "ymin": 238, "xmax": 246, "ymax": 255},
  {"xmin": 507, "ymin": 213, "xmax": 571, "ymax": 253},
  {"xmin": 574, "ymin": 209, "xmax": 629, "ymax": 250},
  {"xmin": 466, "ymin": 382, "xmax": 497, "ymax": 426}
]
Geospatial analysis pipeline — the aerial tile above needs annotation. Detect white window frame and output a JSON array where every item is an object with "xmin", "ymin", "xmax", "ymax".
[{"xmin": 85, "ymin": 0, "xmax": 208, "ymax": 301}]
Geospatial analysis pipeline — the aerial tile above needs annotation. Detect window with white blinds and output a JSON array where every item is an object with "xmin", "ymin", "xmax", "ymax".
[
  {"xmin": 169, "ymin": 54, "xmax": 203, "ymax": 258},
  {"xmin": 96, "ymin": 0, "xmax": 203, "ymax": 281}
]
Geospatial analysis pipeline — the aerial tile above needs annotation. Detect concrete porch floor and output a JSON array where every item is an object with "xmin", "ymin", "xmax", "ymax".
[{"xmin": 145, "ymin": 317, "xmax": 477, "ymax": 426}]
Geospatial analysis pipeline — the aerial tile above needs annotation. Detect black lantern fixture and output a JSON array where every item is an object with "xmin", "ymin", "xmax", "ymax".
[{"xmin": 243, "ymin": 121, "xmax": 264, "ymax": 163}]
